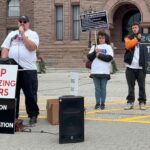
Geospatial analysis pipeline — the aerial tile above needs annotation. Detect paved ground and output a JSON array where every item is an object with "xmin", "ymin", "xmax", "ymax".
[{"xmin": 1, "ymin": 69, "xmax": 150, "ymax": 150}]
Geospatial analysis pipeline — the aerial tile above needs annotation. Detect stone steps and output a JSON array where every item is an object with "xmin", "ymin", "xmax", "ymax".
[
  {"xmin": 39, "ymin": 47, "xmax": 87, "ymax": 68},
  {"xmin": 38, "ymin": 46, "xmax": 126, "ymax": 70}
]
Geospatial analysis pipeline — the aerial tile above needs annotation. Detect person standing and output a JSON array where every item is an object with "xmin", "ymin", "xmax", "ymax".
[
  {"xmin": 87, "ymin": 31, "xmax": 114, "ymax": 110},
  {"xmin": 124, "ymin": 22, "xmax": 146, "ymax": 110},
  {"xmin": 1, "ymin": 15, "xmax": 39, "ymax": 124}
]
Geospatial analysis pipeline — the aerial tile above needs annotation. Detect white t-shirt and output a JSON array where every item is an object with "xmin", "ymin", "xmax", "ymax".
[
  {"xmin": 89, "ymin": 44, "xmax": 114, "ymax": 74},
  {"xmin": 126, "ymin": 44, "xmax": 142, "ymax": 69},
  {"xmin": 1, "ymin": 29, "xmax": 39, "ymax": 70}
]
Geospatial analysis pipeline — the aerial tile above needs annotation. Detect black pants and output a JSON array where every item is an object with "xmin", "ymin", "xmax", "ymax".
[
  {"xmin": 16, "ymin": 70, "xmax": 39, "ymax": 118},
  {"xmin": 126, "ymin": 67, "xmax": 146, "ymax": 104}
]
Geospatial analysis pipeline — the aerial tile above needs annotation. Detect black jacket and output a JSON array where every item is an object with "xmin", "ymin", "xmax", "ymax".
[{"xmin": 124, "ymin": 34, "xmax": 146, "ymax": 73}]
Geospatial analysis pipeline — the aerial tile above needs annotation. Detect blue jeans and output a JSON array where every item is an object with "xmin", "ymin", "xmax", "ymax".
[{"xmin": 93, "ymin": 77, "xmax": 108, "ymax": 104}]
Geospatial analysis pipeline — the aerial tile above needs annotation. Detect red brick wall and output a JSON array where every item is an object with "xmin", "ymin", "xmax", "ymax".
[
  {"xmin": 0, "ymin": 0, "xmax": 7, "ymax": 45},
  {"xmin": 1, "ymin": 0, "xmax": 150, "ymax": 69}
]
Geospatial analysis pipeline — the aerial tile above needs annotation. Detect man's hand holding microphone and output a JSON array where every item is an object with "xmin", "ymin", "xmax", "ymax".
[{"xmin": 19, "ymin": 26, "xmax": 25, "ymax": 37}]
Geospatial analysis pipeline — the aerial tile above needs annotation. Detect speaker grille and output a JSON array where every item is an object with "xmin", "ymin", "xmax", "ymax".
[{"xmin": 59, "ymin": 96, "xmax": 84, "ymax": 144}]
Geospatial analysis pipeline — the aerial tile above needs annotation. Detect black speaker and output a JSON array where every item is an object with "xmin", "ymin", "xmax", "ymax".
[
  {"xmin": 0, "ymin": 58, "xmax": 17, "ymax": 65},
  {"xmin": 59, "ymin": 95, "xmax": 84, "ymax": 144}
]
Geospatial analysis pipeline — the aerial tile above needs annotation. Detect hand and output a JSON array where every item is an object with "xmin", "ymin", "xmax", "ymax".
[
  {"xmin": 137, "ymin": 33, "xmax": 141, "ymax": 40},
  {"xmin": 95, "ymin": 48, "xmax": 99, "ymax": 53},
  {"xmin": 95, "ymin": 48, "xmax": 100, "ymax": 57},
  {"xmin": 96, "ymin": 53, "xmax": 100, "ymax": 57},
  {"xmin": 19, "ymin": 26, "xmax": 24, "ymax": 36}
]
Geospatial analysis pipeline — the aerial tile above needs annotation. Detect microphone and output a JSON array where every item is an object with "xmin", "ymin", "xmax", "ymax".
[{"xmin": 11, "ymin": 34, "xmax": 18, "ymax": 42}]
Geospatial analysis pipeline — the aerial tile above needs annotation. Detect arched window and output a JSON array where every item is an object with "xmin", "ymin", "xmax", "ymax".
[
  {"xmin": 8, "ymin": 0, "xmax": 20, "ymax": 16},
  {"xmin": 122, "ymin": 10, "xmax": 141, "ymax": 39}
]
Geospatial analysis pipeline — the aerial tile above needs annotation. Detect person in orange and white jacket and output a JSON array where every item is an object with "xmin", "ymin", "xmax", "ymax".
[{"xmin": 124, "ymin": 22, "xmax": 147, "ymax": 110}]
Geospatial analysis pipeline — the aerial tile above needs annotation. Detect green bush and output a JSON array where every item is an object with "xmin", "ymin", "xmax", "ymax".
[
  {"xmin": 111, "ymin": 60, "xmax": 118, "ymax": 74},
  {"xmin": 36, "ymin": 60, "xmax": 46, "ymax": 73}
]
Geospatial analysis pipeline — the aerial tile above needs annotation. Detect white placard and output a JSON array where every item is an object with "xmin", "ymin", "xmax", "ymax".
[
  {"xmin": 70, "ymin": 72, "xmax": 79, "ymax": 96},
  {"xmin": 0, "ymin": 65, "xmax": 18, "ymax": 99}
]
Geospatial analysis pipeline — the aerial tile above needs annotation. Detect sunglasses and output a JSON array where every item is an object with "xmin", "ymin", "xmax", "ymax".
[{"xmin": 19, "ymin": 20, "xmax": 27, "ymax": 24}]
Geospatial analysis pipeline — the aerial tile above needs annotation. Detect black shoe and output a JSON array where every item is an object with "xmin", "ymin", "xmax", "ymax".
[
  {"xmin": 95, "ymin": 103, "xmax": 100, "ymax": 109},
  {"xmin": 101, "ymin": 103, "xmax": 105, "ymax": 110},
  {"xmin": 29, "ymin": 117, "xmax": 37, "ymax": 124}
]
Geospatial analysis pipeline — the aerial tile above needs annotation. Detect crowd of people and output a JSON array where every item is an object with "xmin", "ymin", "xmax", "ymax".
[{"xmin": 0, "ymin": 14, "xmax": 147, "ymax": 125}]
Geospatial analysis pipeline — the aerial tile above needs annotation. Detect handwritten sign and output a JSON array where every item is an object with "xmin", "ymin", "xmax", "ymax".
[
  {"xmin": 140, "ymin": 43, "xmax": 150, "ymax": 74},
  {"xmin": 70, "ymin": 72, "xmax": 78, "ymax": 96},
  {"xmin": 140, "ymin": 34, "xmax": 150, "ymax": 74},
  {"xmin": 146, "ymin": 45, "xmax": 150, "ymax": 73},
  {"xmin": 141, "ymin": 34, "xmax": 150, "ymax": 43},
  {"xmin": 80, "ymin": 11, "xmax": 108, "ymax": 32},
  {"xmin": 0, "ymin": 65, "xmax": 18, "ymax": 98}
]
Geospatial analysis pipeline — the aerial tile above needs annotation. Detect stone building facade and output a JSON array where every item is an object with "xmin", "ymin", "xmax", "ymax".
[{"xmin": 0, "ymin": 0, "xmax": 150, "ymax": 69}]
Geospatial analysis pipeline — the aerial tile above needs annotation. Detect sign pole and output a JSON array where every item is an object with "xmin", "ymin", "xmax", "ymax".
[
  {"xmin": 88, "ymin": 31, "xmax": 92, "ymax": 48},
  {"xmin": 95, "ymin": 30, "xmax": 97, "ymax": 46}
]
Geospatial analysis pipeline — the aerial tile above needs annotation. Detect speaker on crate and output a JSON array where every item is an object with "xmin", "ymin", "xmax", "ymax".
[{"xmin": 59, "ymin": 95, "xmax": 84, "ymax": 144}]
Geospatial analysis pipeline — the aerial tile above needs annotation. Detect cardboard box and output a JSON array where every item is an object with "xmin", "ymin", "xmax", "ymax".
[{"xmin": 46, "ymin": 99, "xmax": 59, "ymax": 125}]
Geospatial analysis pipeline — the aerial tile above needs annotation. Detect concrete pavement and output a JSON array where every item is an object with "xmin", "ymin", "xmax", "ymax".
[{"xmin": 1, "ymin": 69, "xmax": 150, "ymax": 150}]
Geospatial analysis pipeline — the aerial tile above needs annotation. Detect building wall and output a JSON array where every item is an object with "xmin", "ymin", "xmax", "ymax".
[
  {"xmin": 34, "ymin": 0, "xmax": 108, "ymax": 68},
  {"xmin": 34, "ymin": 0, "xmax": 90, "ymax": 68},
  {"xmin": 1, "ymin": 0, "xmax": 150, "ymax": 69},
  {"xmin": 0, "ymin": 0, "xmax": 7, "ymax": 45},
  {"xmin": 0, "ymin": 0, "xmax": 34, "ymax": 48},
  {"xmin": 20, "ymin": 0, "xmax": 34, "ymax": 28}
]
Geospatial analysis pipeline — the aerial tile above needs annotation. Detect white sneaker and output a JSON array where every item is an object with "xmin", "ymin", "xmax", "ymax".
[
  {"xmin": 124, "ymin": 103, "xmax": 134, "ymax": 110},
  {"xmin": 139, "ymin": 103, "xmax": 146, "ymax": 110}
]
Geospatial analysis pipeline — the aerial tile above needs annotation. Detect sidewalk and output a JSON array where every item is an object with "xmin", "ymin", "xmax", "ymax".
[{"xmin": 1, "ymin": 70, "xmax": 150, "ymax": 150}]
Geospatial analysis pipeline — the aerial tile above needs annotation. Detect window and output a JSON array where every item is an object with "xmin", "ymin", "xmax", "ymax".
[
  {"xmin": 8, "ymin": 0, "xmax": 20, "ymax": 16},
  {"xmin": 56, "ymin": 6, "xmax": 63, "ymax": 40},
  {"xmin": 72, "ymin": 5, "xmax": 80, "ymax": 40},
  {"xmin": 122, "ymin": 10, "xmax": 141, "ymax": 40}
]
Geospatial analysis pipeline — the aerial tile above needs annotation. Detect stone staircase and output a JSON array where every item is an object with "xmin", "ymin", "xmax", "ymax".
[
  {"xmin": 38, "ymin": 45, "xmax": 88, "ymax": 68},
  {"xmin": 38, "ymin": 46, "xmax": 126, "ymax": 71}
]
